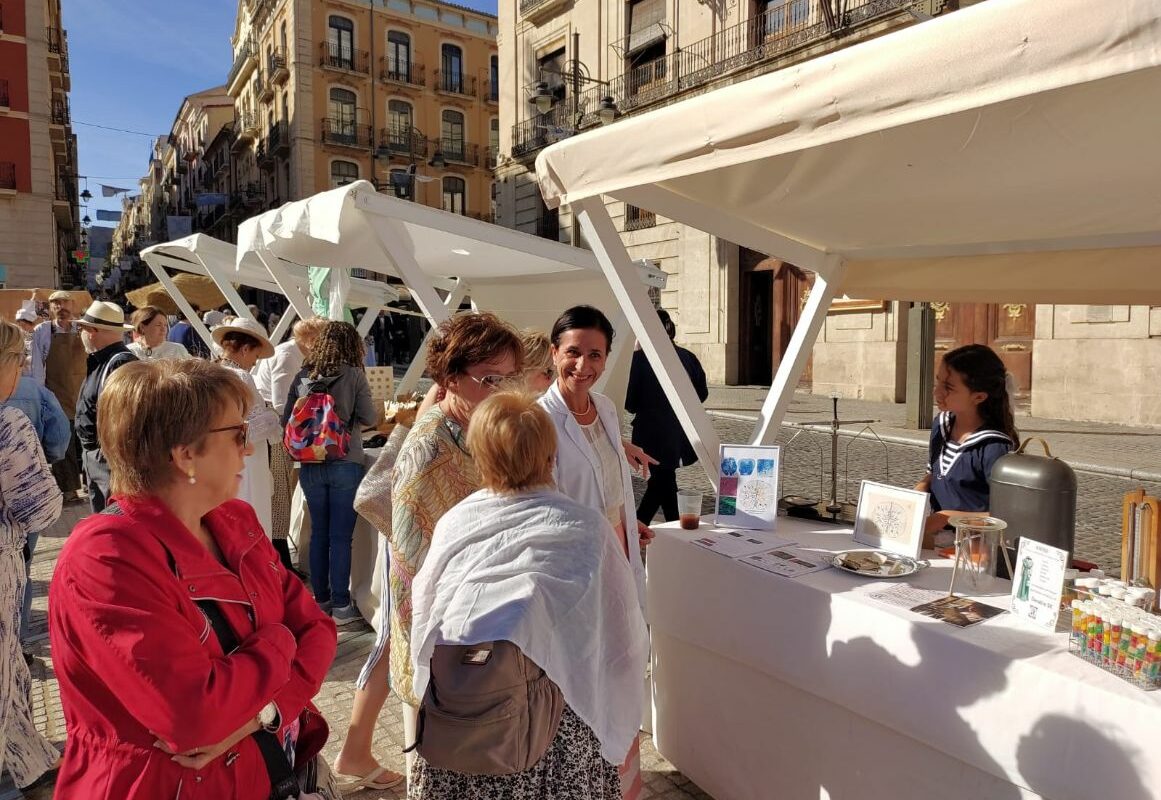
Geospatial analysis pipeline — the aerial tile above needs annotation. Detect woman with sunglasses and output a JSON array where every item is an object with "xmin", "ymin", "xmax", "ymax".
[
  {"xmin": 49, "ymin": 359, "xmax": 337, "ymax": 799},
  {"xmin": 283, "ymin": 321, "xmax": 377, "ymax": 628},
  {"xmin": 333, "ymin": 311, "xmax": 522, "ymax": 792},
  {"xmin": 214, "ymin": 317, "xmax": 280, "ymax": 538}
]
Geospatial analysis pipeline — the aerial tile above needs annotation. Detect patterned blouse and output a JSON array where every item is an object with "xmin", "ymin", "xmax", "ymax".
[
  {"xmin": 388, "ymin": 406, "xmax": 479, "ymax": 706},
  {"xmin": 0, "ymin": 406, "xmax": 63, "ymax": 550}
]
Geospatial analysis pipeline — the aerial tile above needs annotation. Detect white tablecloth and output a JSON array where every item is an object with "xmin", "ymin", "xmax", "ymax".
[
  {"xmin": 647, "ymin": 519, "xmax": 1161, "ymax": 800},
  {"xmin": 288, "ymin": 450, "xmax": 386, "ymax": 629}
]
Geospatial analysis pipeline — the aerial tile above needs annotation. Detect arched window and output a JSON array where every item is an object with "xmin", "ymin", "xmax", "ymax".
[
  {"xmin": 331, "ymin": 160, "xmax": 359, "ymax": 188},
  {"xmin": 387, "ymin": 100, "xmax": 413, "ymax": 152},
  {"xmin": 441, "ymin": 43, "xmax": 463, "ymax": 93},
  {"xmin": 387, "ymin": 31, "xmax": 411, "ymax": 82},
  {"xmin": 441, "ymin": 109, "xmax": 465, "ymax": 162},
  {"xmin": 489, "ymin": 55, "xmax": 499, "ymax": 101},
  {"xmin": 328, "ymin": 88, "xmax": 358, "ymax": 143},
  {"xmin": 442, "ymin": 176, "xmax": 466, "ymax": 215},
  {"xmin": 327, "ymin": 16, "xmax": 355, "ymax": 69}
]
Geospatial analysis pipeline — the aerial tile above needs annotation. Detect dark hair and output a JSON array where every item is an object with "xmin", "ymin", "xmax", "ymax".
[
  {"xmin": 425, "ymin": 312, "xmax": 523, "ymax": 385},
  {"xmin": 550, "ymin": 305, "xmax": 615, "ymax": 352},
  {"xmin": 308, "ymin": 321, "xmax": 365, "ymax": 378},
  {"xmin": 219, "ymin": 331, "xmax": 261, "ymax": 353},
  {"xmin": 942, "ymin": 344, "xmax": 1018, "ymax": 443},
  {"xmin": 656, "ymin": 308, "xmax": 676, "ymax": 340}
]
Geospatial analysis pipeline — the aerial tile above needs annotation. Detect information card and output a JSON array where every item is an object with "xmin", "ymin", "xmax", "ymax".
[{"xmin": 1009, "ymin": 538, "xmax": 1070, "ymax": 631}]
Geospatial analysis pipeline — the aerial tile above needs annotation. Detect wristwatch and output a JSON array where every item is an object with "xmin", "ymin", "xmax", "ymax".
[{"xmin": 257, "ymin": 702, "xmax": 280, "ymax": 732}]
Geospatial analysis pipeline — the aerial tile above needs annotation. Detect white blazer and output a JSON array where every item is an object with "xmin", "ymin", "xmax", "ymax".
[{"xmin": 539, "ymin": 382, "xmax": 646, "ymax": 609}]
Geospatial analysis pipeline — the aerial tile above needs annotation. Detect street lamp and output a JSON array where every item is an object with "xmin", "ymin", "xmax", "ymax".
[
  {"xmin": 80, "ymin": 188, "xmax": 92, "ymax": 202},
  {"xmin": 597, "ymin": 96, "xmax": 618, "ymax": 125},
  {"xmin": 527, "ymin": 32, "xmax": 619, "ymax": 129}
]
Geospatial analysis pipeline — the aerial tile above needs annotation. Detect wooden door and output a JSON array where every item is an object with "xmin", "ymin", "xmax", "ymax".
[
  {"xmin": 932, "ymin": 302, "xmax": 1034, "ymax": 406},
  {"xmin": 739, "ymin": 248, "xmax": 813, "ymax": 387}
]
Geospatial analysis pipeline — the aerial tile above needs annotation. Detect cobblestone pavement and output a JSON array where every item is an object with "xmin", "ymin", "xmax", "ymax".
[{"xmin": 9, "ymin": 389, "xmax": 1159, "ymax": 797}]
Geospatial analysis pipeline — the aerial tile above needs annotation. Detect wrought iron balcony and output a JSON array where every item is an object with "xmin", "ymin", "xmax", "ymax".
[
  {"xmin": 485, "ymin": 79, "xmax": 499, "ymax": 103},
  {"xmin": 269, "ymin": 120, "xmax": 290, "ymax": 156},
  {"xmin": 321, "ymin": 117, "xmax": 372, "ymax": 149},
  {"xmin": 381, "ymin": 57, "xmax": 425, "ymax": 88},
  {"xmin": 0, "ymin": 162, "xmax": 17, "ymax": 191},
  {"xmin": 435, "ymin": 70, "xmax": 476, "ymax": 97},
  {"xmin": 320, "ymin": 42, "xmax": 370, "ymax": 75},
  {"xmin": 380, "ymin": 125, "xmax": 428, "ymax": 158},
  {"xmin": 438, "ymin": 140, "xmax": 479, "ymax": 167},
  {"xmin": 51, "ymin": 98, "xmax": 69, "ymax": 125},
  {"xmin": 227, "ymin": 39, "xmax": 257, "ymax": 91},
  {"xmin": 234, "ymin": 111, "xmax": 259, "ymax": 147},
  {"xmin": 55, "ymin": 175, "xmax": 76, "ymax": 203},
  {"xmin": 46, "ymin": 26, "xmax": 64, "ymax": 54},
  {"xmin": 269, "ymin": 51, "xmax": 289, "ymax": 84}
]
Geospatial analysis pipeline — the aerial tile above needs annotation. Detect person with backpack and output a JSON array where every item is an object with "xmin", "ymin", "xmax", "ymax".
[
  {"xmin": 282, "ymin": 321, "xmax": 377, "ymax": 626},
  {"xmin": 407, "ymin": 390, "xmax": 648, "ymax": 799}
]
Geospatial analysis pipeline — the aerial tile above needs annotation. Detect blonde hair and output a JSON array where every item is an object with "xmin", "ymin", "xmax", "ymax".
[
  {"xmin": 99, "ymin": 359, "xmax": 251, "ymax": 497},
  {"xmin": 0, "ymin": 318, "xmax": 24, "ymax": 370},
  {"xmin": 465, "ymin": 391, "xmax": 556, "ymax": 493},
  {"xmin": 292, "ymin": 317, "xmax": 328, "ymax": 355},
  {"xmin": 520, "ymin": 328, "xmax": 553, "ymax": 378}
]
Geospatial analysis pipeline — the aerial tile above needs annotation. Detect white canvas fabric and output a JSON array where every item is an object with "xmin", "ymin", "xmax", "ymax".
[{"xmin": 410, "ymin": 488, "xmax": 649, "ymax": 764}]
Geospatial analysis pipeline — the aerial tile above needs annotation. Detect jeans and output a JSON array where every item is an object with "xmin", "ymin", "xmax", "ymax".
[
  {"xmin": 20, "ymin": 529, "xmax": 39, "ymax": 643},
  {"xmin": 299, "ymin": 460, "xmax": 364, "ymax": 608},
  {"xmin": 636, "ymin": 466, "xmax": 679, "ymax": 524}
]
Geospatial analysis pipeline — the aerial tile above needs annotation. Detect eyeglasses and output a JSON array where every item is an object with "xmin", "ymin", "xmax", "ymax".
[
  {"xmin": 469, "ymin": 373, "xmax": 523, "ymax": 391},
  {"xmin": 207, "ymin": 421, "xmax": 250, "ymax": 447}
]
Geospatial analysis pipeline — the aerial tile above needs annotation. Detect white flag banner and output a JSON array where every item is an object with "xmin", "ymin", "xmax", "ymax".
[{"xmin": 101, "ymin": 184, "xmax": 131, "ymax": 197}]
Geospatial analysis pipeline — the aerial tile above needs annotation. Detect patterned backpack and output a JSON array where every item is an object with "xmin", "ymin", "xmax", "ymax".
[{"xmin": 283, "ymin": 384, "xmax": 350, "ymax": 463}]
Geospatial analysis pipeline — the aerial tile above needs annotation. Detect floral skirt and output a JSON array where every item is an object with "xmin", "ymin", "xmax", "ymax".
[{"xmin": 408, "ymin": 706, "xmax": 621, "ymax": 800}]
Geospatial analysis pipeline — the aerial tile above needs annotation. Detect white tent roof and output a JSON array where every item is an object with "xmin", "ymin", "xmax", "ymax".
[
  {"xmin": 142, "ymin": 234, "xmax": 399, "ymax": 311},
  {"xmin": 235, "ymin": 181, "xmax": 654, "ymax": 283},
  {"xmin": 535, "ymin": 0, "xmax": 1161, "ymax": 304}
]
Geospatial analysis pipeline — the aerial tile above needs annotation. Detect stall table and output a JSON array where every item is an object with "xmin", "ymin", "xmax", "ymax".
[{"xmin": 647, "ymin": 518, "xmax": 1160, "ymax": 800}]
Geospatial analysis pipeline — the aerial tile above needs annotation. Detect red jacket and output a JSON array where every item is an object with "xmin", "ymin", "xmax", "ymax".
[{"xmin": 48, "ymin": 496, "xmax": 338, "ymax": 799}]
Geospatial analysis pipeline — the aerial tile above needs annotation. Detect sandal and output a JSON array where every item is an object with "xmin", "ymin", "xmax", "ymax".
[{"xmin": 336, "ymin": 765, "xmax": 405, "ymax": 791}]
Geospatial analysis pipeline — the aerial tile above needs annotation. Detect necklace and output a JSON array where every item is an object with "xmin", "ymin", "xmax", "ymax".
[{"xmin": 570, "ymin": 395, "xmax": 593, "ymax": 418}]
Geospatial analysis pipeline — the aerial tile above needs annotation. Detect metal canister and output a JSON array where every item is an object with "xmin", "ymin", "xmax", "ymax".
[{"xmin": 990, "ymin": 437, "xmax": 1078, "ymax": 560}]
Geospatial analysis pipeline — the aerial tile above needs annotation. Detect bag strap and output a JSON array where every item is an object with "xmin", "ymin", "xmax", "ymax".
[
  {"xmin": 157, "ymin": 537, "xmax": 300, "ymax": 800},
  {"xmin": 1016, "ymin": 437, "xmax": 1054, "ymax": 458}
]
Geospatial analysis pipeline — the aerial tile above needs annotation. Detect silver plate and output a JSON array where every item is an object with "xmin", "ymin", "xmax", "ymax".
[{"xmin": 831, "ymin": 549, "xmax": 924, "ymax": 578}]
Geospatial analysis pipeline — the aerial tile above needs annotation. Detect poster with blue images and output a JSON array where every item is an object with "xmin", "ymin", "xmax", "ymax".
[{"xmin": 715, "ymin": 444, "xmax": 781, "ymax": 531}]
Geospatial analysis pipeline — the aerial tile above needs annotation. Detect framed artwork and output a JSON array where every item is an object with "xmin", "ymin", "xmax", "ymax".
[
  {"xmin": 829, "ymin": 298, "xmax": 889, "ymax": 314},
  {"xmin": 716, "ymin": 444, "xmax": 780, "ymax": 531},
  {"xmin": 852, "ymin": 480, "xmax": 930, "ymax": 558}
]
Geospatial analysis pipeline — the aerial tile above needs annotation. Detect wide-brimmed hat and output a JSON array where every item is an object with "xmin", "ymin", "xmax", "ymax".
[
  {"xmin": 15, "ymin": 308, "xmax": 39, "ymax": 323},
  {"xmin": 211, "ymin": 316, "xmax": 275, "ymax": 359},
  {"xmin": 77, "ymin": 301, "xmax": 132, "ymax": 331},
  {"xmin": 48, "ymin": 290, "xmax": 73, "ymax": 302}
]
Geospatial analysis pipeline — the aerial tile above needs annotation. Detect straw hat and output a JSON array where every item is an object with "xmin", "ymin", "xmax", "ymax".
[
  {"xmin": 77, "ymin": 301, "xmax": 132, "ymax": 331},
  {"xmin": 48, "ymin": 290, "xmax": 73, "ymax": 302},
  {"xmin": 211, "ymin": 316, "xmax": 275, "ymax": 359}
]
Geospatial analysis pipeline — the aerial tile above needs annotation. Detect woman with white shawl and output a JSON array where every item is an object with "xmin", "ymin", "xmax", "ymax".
[{"xmin": 409, "ymin": 391, "xmax": 649, "ymax": 799}]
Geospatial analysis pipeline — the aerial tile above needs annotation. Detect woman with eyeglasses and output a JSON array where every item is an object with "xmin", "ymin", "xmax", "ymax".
[
  {"xmin": 333, "ymin": 311, "xmax": 522, "ymax": 792},
  {"xmin": 283, "ymin": 321, "xmax": 377, "ymax": 628},
  {"xmin": 49, "ymin": 359, "xmax": 337, "ymax": 799},
  {"xmin": 214, "ymin": 317, "xmax": 280, "ymax": 538}
]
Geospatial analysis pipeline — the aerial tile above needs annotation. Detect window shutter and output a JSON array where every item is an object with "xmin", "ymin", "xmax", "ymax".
[{"xmin": 628, "ymin": 0, "xmax": 666, "ymax": 53}]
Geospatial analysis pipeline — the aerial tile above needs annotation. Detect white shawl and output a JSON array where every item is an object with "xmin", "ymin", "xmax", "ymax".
[{"xmin": 410, "ymin": 488, "xmax": 649, "ymax": 764}]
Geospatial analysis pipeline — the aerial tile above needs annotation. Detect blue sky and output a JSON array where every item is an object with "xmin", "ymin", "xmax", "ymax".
[{"xmin": 69, "ymin": 0, "xmax": 498, "ymax": 232}]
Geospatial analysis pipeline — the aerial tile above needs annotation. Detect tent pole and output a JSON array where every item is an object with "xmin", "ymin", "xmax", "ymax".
[
  {"xmin": 193, "ymin": 254, "xmax": 257, "ymax": 323},
  {"xmin": 370, "ymin": 220, "xmax": 453, "ymax": 327},
  {"xmin": 356, "ymin": 305, "xmax": 379, "ymax": 337},
  {"xmin": 254, "ymin": 250, "xmax": 316, "ymax": 322},
  {"xmin": 749, "ymin": 255, "xmax": 847, "ymax": 445},
  {"xmin": 574, "ymin": 196, "xmax": 721, "ymax": 490},
  {"xmin": 396, "ymin": 279, "xmax": 469, "ymax": 397},
  {"xmin": 270, "ymin": 305, "xmax": 298, "ymax": 345}
]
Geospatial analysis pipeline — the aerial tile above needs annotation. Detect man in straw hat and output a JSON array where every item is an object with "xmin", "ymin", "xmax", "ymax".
[
  {"xmin": 30, "ymin": 290, "xmax": 89, "ymax": 501},
  {"xmin": 75, "ymin": 301, "xmax": 137, "ymax": 512}
]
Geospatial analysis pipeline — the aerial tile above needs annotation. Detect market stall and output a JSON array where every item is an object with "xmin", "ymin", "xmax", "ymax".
[{"xmin": 533, "ymin": 0, "xmax": 1161, "ymax": 796}]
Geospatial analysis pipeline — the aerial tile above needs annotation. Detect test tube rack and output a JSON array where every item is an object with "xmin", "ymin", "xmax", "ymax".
[{"xmin": 1122, "ymin": 490, "xmax": 1161, "ymax": 588}]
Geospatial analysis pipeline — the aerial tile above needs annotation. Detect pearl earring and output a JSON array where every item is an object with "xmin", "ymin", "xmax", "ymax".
[{"xmin": 187, "ymin": 469, "xmax": 197, "ymax": 486}]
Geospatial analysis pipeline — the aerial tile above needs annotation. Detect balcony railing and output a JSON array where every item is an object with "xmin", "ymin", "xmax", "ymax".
[
  {"xmin": 55, "ymin": 175, "xmax": 76, "ymax": 203},
  {"xmin": 485, "ymin": 79, "xmax": 499, "ymax": 103},
  {"xmin": 47, "ymin": 26, "xmax": 64, "ymax": 54},
  {"xmin": 320, "ymin": 42, "xmax": 370, "ymax": 74},
  {"xmin": 511, "ymin": 0, "xmax": 920, "ymax": 158},
  {"xmin": 227, "ymin": 38, "xmax": 257, "ymax": 89},
  {"xmin": 269, "ymin": 120, "xmax": 290, "ymax": 155},
  {"xmin": 0, "ymin": 162, "xmax": 16, "ymax": 190},
  {"xmin": 624, "ymin": 206, "xmax": 656, "ymax": 232},
  {"xmin": 380, "ymin": 125, "xmax": 428, "ymax": 158},
  {"xmin": 321, "ymin": 117, "xmax": 372, "ymax": 149},
  {"xmin": 51, "ymin": 99, "xmax": 69, "ymax": 125},
  {"xmin": 381, "ymin": 57, "xmax": 425, "ymax": 87},
  {"xmin": 435, "ymin": 70, "xmax": 476, "ymax": 97},
  {"xmin": 269, "ymin": 51, "xmax": 289, "ymax": 84},
  {"xmin": 0, "ymin": 79, "xmax": 9, "ymax": 108},
  {"xmin": 234, "ymin": 111, "xmax": 259, "ymax": 145},
  {"xmin": 485, "ymin": 147, "xmax": 498, "ymax": 169},
  {"xmin": 438, "ymin": 140, "xmax": 479, "ymax": 167}
]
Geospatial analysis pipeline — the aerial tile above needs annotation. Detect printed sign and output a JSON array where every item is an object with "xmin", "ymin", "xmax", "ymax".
[
  {"xmin": 715, "ymin": 444, "xmax": 780, "ymax": 531},
  {"xmin": 1009, "ymin": 538, "xmax": 1069, "ymax": 631}
]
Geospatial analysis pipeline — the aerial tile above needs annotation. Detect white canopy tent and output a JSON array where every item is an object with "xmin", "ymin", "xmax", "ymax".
[
  {"xmin": 535, "ymin": 0, "xmax": 1161, "ymax": 489},
  {"xmin": 235, "ymin": 181, "xmax": 667, "ymax": 398},
  {"xmin": 141, "ymin": 234, "xmax": 401, "ymax": 349}
]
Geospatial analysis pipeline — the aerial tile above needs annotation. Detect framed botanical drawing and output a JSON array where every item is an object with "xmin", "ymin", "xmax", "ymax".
[
  {"xmin": 852, "ymin": 480, "xmax": 930, "ymax": 558},
  {"xmin": 716, "ymin": 444, "xmax": 781, "ymax": 531}
]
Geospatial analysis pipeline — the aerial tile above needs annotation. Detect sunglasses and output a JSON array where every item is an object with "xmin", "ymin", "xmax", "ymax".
[
  {"xmin": 469, "ymin": 373, "xmax": 523, "ymax": 390},
  {"xmin": 207, "ymin": 421, "xmax": 250, "ymax": 447}
]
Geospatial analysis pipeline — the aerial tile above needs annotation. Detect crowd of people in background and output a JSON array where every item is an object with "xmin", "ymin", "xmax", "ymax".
[{"xmin": 0, "ymin": 291, "xmax": 723, "ymax": 800}]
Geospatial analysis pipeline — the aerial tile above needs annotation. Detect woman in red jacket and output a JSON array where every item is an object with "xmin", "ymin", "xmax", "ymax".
[{"xmin": 49, "ymin": 359, "xmax": 338, "ymax": 799}]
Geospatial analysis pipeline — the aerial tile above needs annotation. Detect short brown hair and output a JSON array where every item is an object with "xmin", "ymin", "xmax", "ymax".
[
  {"xmin": 0, "ymin": 319, "xmax": 24, "ymax": 371},
  {"xmin": 99, "ymin": 359, "xmax": 251, "ymax": 496},
  {"xmin": 520, "ymin": 328, "xmax": 553, "ymax": 377},
  {"xmin": 425, "ymin": 312, "xmax": 523, "ymax": 385},
  {"xmin": 130, "ymin": 306, "xmax": 165, "ymax": 335},
  {"xmin": 466, "ymin": 391, "xmax": 555, "ymax": 493}
]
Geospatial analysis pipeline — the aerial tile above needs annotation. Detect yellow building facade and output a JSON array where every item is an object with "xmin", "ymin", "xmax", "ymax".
[{"xmin": 228, "ymin": 0, "xmax": 498, "ymax": 222}]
